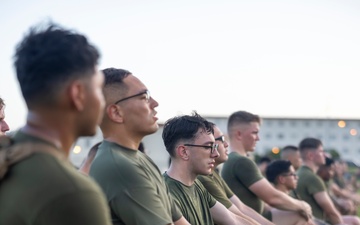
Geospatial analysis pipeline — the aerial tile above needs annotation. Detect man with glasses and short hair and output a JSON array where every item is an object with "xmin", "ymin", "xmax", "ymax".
[
  {"xmin": 89, "ymin": 68, "xmax": 190, "ymax": 225},
  {"xmin": 162, "ymin": 112, "xmax": 261, "ymax": 225},
  {"xmin": 266, "ymin": 160, "xmax": 327, "ymax": 225},
  {"xmin": 266, "ymin": 160, "xmax": 300, "ymax": 196},
  {"xmin": 197, "ymin": 124, "xmax": 274, "ymax": 225}
]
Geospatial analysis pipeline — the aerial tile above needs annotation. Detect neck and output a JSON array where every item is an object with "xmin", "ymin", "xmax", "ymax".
[
  {"xmin": 167, "ymin": 161, "xmax": 197, "ymax": 186},
  {"xmin": 275, "ymin": 184, "xmax": 289, "ymax": 194},
  {"xmin": 303, "ymin": 161, "xmax": 319, "ymax": 173},
  {"xmin": 228, "ymin": 142, "xmax": 247, "ymax": 156},
  {"xmin": 102, "ymin": 126, "xmax": 143, "ymax": 151},
  {"xmin": 23, "ymin": 111, "xmax": 75, "ymax": 157}
]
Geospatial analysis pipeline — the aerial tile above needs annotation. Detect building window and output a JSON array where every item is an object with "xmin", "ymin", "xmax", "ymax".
[
  {"xmin": 278, "ymin": 133, "xmax": 284, "ymax": 139},
  {"xmin": 290, "ymin": 120, "xmax": 297, "ymax": 127},
  {"xmin": 265, "ymin": 133, "xmax": 272, "ymax": 139}
]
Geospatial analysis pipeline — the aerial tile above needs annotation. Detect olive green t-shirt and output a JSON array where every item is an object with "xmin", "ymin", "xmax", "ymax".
[
  {"xmin": 197, "ymin": 169, "xmax": 234, "ymax": 208},
  {"xmin": 296, "ymin": 165, "xmax": 326, "ymax": 220},
  {"xmin": 0, "ymin": 131, "xmax": 112, "ymax": 225},
  {"xmin": 221, "ymin": 152, "xmax": 264, "ymax": 213},
  {"xmin": 163, "ymin": 173, "xmax": 217, "ymax": 225},
  {"xmin": 90, "ymin": 141, "xmax": 181, "ymax": 225}
]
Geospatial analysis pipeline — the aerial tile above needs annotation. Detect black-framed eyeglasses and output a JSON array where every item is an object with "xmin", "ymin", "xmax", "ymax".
[
  {"xmin": 184, "ymin": 143, "xmax": 219, "ymax": 154},
  {"xmin": 114, "ymin": 90, "xmax": 150, "ymax": 105},
  {"xmin": 282, "ymin": 173, "xmax": 297, "ymax": 178},
  {"xmin": 215, "ymin": 135, "xmax": 225, "ymax": 143}
]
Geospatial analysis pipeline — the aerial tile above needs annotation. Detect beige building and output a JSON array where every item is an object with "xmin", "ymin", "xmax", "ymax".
[{"xmin": 70, "ymin": 116, "xmax": 360, "ymax": 171}]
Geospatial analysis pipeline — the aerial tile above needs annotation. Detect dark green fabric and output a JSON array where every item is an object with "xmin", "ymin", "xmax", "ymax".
[
  {"xmin": 90, "ymin": 141, "xmax": 181, "ymax": 225},
  {"xmin": 198, "ymin": 169, "xmax": 234, "ymax": 208},
  {"xmin": 0, "ymin": 131, "xmax": 112, "ymax": 225},
  {"xmin": 163, "ymin": 173, "xmax": 217, "ymax": 225},
  {"xmin": 221, "ymin": 152, "xmax": 264, "ymax": 213},
  {"xmin": 296, "ymin": 166, "xmax": 326, "ymax": 220}
]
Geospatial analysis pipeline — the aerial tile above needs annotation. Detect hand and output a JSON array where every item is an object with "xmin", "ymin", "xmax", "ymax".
[{"xmin": 298, "ymin": 201, "xmax": 312, "ymax": 221}]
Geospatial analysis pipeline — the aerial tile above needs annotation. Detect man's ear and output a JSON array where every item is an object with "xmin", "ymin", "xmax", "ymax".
[
  {"xmin": 277, "ymin": 175, "xmax": 285, "ymax": 184},
  {"xmin": 106, "ymin": 104, "xmax": 124, "ymax": 123},
  {"xmin": 69, "ymin": 80, "xmax": 86, "ymax": 111},
  {"xmin": 177, "ymin": 145, "xmax": 189, "ymax": 161}
]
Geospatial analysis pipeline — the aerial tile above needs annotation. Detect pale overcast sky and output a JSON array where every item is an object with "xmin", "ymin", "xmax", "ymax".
[{"xmin": 1, "ymin": 0, "xmax": 360, "ymax": 132}]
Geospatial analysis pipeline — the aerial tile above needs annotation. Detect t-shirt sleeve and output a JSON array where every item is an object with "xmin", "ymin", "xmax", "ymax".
[
  {"xmin": 169, "ymin": 189, "xmax": 183, "ymax": 222},
  {"xmin": 221, "ymin": 176, "xmax": 235, "ymax": 199},
  {"xmin": 196, "ymin": 180, "xmax": 217, "ymax": 208},
  {"xmin": 307, "ymin": 174, "xmax": 326, "ymax": 195},
  {"xmin": 197, "ymin": 176, "xmax": 233, "ymax": 208},
  {"xmin": 234, "ymin": 157, "xmax": 264, "ymax": 187},
  {"xmin": 35, "ymin": 191, "xmax": 112, "ymax": 225},
  {"xmin": 110, "ymin": 174, "xmax": 174, "ymax": 225}
]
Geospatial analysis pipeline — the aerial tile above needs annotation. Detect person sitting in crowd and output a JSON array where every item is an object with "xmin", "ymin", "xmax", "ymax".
[
  {"xmin": 197, "ymin": 124, "xmax": 274, "ymax": 225},
  {"xmin": 281, "ymin": 145, "xmax": 302, "ymax": 171},
  {"xmin": 317, "ymin": 157, "xmax": 358, "ymax": 216},
  {"xmin": 296, "ymin": 137, "xmax": 360, "ymax": 225},
  {"xmin": 162, "ymin": 112, "xmax": 261, "ymax": 225},
  {"xmin": 221, "ymin": 110, "xmax": 313, "ymax": 225}
]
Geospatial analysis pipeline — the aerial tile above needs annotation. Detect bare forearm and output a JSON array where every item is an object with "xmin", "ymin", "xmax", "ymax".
[
  {"xmin": 267, "ymin": 191, "xmax": 302, "ymax": 212},
  {"xmin": 326, "ymin": 211, "xmax": 343, "ymax": 225},
  {"xmin": 233, "ymin": 214, "xmax": 261, "ymax": 225},
  {"xmin": 228, "ymin": 205, "xmax": 262, "ymax": 225},
  {"xmin": 230, "ymin": 196, "xmax": 274, "ymax": 225},
  {"xmin": 241, "ymin": 207, "xmax": 274, "ymax": 225}
]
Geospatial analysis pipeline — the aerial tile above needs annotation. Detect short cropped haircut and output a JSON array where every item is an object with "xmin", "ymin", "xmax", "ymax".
[
  {"xmin": 258, "ymin": 156, "xmax": 272, "ymax": 164},
  {"xmin": 298, "ymin": 137, "xmax": 323, "ymax": 159},
  {"xmin": 266, "ymin": 159, "xmax": 292, "ymax": 184},
  {"xmin": 14, "ymin": 22, "xmax": 100, "ymax": 108},
  {"xmin": 299, "ymin": 137, "xmax": 322, "ymax": 151},
  {"xmin": 102, "ymin": 68, "xmax": 131, "ymax": 87},
  {"xmin": 162, "ymin": 111, "xmax": 214, "ymax": 157},
  {"xmin": 227, "ymin": 110, "xmax": 261, "ymax": 134},
  {"xmin": 281, "ymin": 145, "xmax": 298, "ymax": 159}
]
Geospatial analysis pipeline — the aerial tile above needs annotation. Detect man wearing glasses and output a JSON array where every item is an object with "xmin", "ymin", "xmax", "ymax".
[
  {"xmin": 266, "ymin": 160, "xmax": 327, "ymax": 225},
  {"xmin": 162, "ymin": 112, "xmax": 261, "ymax": 225},
  {"xmin": 197, "ymin": 124, "xmax": 274, "ymax": 225},
  {"xmin": 266, "ymin": 159, "xmax": 299, "ymax": 196},
  {"xmin": 89, "ymin": 68, "xmax": 190, "ymax": 225}
]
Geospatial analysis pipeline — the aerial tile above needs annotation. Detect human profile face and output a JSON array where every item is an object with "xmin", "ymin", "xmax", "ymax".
[
  {"xmin": 0, "ymin": 106, "xmax": 10, "ymax": 136},
  {"xmin": 186, "ymin": 129, "xmax": 219, "ymax": 176},
  {"xmin": 119, "ymin": 75, "xmax": 159, "ymax": 136},
  {"xmin": 80, "ymin": 68, "xmax": 105, "ymax": 136},
  {"xmin": 313, "ymin": 145, "xmax": 326, "ymax": 166},
  {"xmin": 282, "ymin": 166, "xmax": 298, "ymax": 190},
  {"xmin": 213, "ymin": 126, "xmax": 229, "ymax": 165},
  {"xmin": 240, "ymin": 122, "xmax": 260, "ymax": 153}
]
